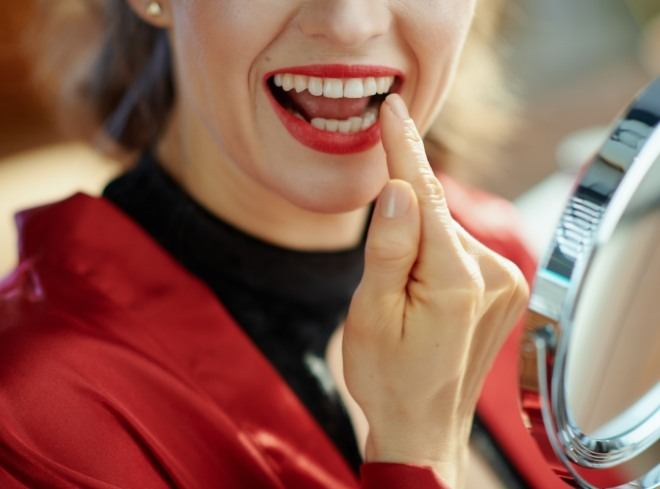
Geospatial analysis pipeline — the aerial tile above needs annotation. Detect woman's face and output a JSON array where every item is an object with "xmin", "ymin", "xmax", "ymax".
[{"xmin": 160, "ymin": 0, "xmax": 476, "ymax": 213}]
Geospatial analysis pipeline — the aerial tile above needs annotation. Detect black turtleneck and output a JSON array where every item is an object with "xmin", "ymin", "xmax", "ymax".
[
  {"xmin": 102, "ymin": 150, "xmax": 368, "ymax": 473},
  {"xmin": 102, "ymin": 150, "xmax": 528, "ymax": 488}
]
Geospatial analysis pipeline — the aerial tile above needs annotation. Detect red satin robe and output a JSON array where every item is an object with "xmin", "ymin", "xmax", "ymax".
[{"xmin": 0, "ymin": 174, "xmax": 568, "ymax": 488}]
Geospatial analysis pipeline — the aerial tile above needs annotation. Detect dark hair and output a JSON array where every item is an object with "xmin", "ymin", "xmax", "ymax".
[
  {"xmin": 34, "ymin": 0, "xmax": 517, "ymax": 184},
  {"xmin": 33, "ymin": 0, "xmax": 174, "ymax": 150},
  {"xmin": 95, "ymin": 6, "xmax": 173, "ymax": 149}
]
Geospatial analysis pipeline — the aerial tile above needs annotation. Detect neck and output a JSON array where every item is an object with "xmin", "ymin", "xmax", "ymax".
[{"xmin": 155, "ymin": 104, "xmax": 371, "ymax": 252}]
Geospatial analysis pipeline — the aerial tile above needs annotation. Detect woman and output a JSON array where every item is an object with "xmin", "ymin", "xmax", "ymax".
[{"xmin": 0, "ymin": 1, "xmax": 563, "ymax": 488}]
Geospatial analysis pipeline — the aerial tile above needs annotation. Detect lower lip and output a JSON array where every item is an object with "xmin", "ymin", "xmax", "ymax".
[{"xmin": 264, "ymin": 84, "xmax": 381, "ymax": 155}]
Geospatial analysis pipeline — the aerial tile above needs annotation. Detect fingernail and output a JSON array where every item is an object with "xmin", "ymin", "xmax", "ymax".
[
  {"xmin": 385, "ymin": 94, "xmax": 409, "ymax": 120},
  {"xmin": 380, "ymin": 181, "xmax": 411, "ymax": 219}
]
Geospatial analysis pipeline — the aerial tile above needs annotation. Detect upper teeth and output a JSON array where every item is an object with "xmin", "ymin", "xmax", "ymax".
[{"xmin": 273, "ymin": 74, "xmax": 395, "ymax": 98}]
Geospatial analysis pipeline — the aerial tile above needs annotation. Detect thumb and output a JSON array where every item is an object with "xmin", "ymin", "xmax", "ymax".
[{"xmin": 360, "ymin": 179, "xmax": 420, "ymax": 299}]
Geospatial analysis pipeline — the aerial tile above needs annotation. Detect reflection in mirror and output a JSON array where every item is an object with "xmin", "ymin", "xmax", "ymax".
[{"xmin": 566, "ymin": 153, "xmax": 660, "ymax": 472}]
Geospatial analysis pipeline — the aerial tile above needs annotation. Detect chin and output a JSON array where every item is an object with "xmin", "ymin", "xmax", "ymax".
[
  {"xmin": 272, "ymin": 163, "xmax": 387, "ymax": 214},
  {"xmin": 243, "ymin": 126, "xmax": 389, "ymax": 213}
]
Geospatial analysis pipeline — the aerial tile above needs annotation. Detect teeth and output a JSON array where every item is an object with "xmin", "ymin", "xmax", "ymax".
[
  {"xmin": 364, "ymin": 77, "xmax": 378, "ymax": 97},
  {"xmin": 293, "ymin": 75, "xmax": 307, "ymax": 93},
  {"xmin": 308, "ymin": 77, "xmax": 324, "ymax": 96},
  {"xmin": 273, "ymin": 73, "xmax": 390, "ymax": 133},
  {"xmin": 311, "ymin": 118, "xmax": 325, "ymax": 130},
  {"xmin": 338, "ymin": 119, "xmax": 352, "ymax": 133},
  {"xmin": 323, "ymin": 78, "xmax": 343, "ymax": 99},
  {"xmin": 376, "ymin": 77, "xmax": 391, "ymax": 94},
  {"xmin": 273, "ymin": 74, "xmax": 395, "ymax": 99},
  {"xmin": 349, "ymin": 116, "xmax": 362, "ymax": 132},
  {"xmin": 343, "ymin": 78, "xmax": 364, "ymax": 98},
  {"xmin": 325, "ymin": 119, "xmax": 339, "ymax": 132},
  {"xmin": 282, "ymin": 74, "xmax": 294, "ymax": 91},
  {"xmin": 361, "ymin": 110, "xmax": 377, "ymax": 129},
  {"xmin": 309, "ymin": 108, "xmax": 378, "ymax": 134}
]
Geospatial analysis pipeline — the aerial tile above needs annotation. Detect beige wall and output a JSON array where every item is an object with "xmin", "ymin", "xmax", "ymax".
[{"xmin": 0, "ymin": 144, "xmax": 121, "ymax": 276}]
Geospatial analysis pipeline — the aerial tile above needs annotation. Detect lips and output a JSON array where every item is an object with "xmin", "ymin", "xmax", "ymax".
[{"xmin": 263, "ymin": 64, "xmax": 404, "ymax": 155}]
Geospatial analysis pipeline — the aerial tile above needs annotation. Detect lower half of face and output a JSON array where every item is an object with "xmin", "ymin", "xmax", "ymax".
[{"xmin": 169, "ymin": 0, "xmax": 476, "ymax": 213}]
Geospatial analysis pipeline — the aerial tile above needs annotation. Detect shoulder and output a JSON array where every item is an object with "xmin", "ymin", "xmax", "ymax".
[
  {"xmin": 0, "ymin": 247, "xmax": 183, "ymax": 487},
  {"xmin": 0, "ymin": 206, "xmax": 273, "ymax": 488},
  {"xmin": 0, "ymin": 269, "xmax": 247, "ymax": 488}
]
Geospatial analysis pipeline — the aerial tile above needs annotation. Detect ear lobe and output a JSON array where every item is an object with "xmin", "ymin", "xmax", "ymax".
[{"xmin": 125, "ymin": 0, "xmax": 172, "ymax": 28}]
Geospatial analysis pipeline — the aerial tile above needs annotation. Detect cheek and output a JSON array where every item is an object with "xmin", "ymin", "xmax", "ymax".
[
  {"xmin": 399, "ymin": 0, "xmax": 477, "ymax": 130},
  {"xmin": 169, "ymin": 1, "xmax": 288, "ymax": 157},
  {"xmin": 406, "ymin": 0, "xmax": 476, "ymax": 70},
  {"xmin": 172, "ymin": 1, "xmax": 276, "ymax": 102}
]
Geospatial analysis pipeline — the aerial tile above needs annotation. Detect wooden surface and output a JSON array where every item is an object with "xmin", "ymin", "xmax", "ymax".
[{"xmin": 0, "ymin": 0, "xmax": 58, "ymax": 158}]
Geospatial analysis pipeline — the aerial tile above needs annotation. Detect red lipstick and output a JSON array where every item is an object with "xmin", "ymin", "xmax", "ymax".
[{"xmin": 263, "ymin": 64, "xmax": 403, "ymax": 155}]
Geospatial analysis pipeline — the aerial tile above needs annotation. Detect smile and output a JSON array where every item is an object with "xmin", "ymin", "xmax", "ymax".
[{"xmin": 264, "ymin": 64, "xmax": 404, "ymax": 154}]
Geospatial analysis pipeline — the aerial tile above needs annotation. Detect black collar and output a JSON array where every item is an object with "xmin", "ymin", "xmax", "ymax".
[{"xmin": 102, "ymin": 150, "xmax": 374, "ymax": 313}]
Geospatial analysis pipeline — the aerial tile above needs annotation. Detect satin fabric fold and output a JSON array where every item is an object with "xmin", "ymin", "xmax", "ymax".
[{"xmin": 0, "ymin": 175, "xmax": 567, "ymax": 488}]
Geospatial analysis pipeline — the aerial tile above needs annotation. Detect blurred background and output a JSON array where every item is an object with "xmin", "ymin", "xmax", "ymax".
[{"xmin": 2, "ymin": 0, "xmax": 660, "ymax": 275}]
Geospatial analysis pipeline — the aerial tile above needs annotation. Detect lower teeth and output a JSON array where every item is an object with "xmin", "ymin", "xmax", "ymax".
[{"xmin": 289, "ymin": 108, "xmax": 378, "ymax": 134}]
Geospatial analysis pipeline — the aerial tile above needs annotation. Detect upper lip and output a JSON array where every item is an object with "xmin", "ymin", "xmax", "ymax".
[{"xmin": 263, "ymin": 64, "xmax": 404, "ymax": 81}]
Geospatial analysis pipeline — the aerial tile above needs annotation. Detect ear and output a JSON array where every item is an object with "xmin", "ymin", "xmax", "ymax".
[{"xmin": 125, "ymin": 0, "xmax": 173, "ymax": 29}]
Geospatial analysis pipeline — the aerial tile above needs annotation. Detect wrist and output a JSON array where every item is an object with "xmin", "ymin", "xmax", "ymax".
[{"xmin": 364, "ymin": 417, "xmax": 471, "ymax": 488}]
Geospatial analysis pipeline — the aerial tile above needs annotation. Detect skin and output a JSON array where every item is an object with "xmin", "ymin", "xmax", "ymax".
[
  {"xmin": 343, "ymin": 97, "xmax": 528, "ymax": 487},
  {"xmin": 128, "ymin": 0, "xmax": 477, "ymax": 250},
  {"xmin": 127, "ymin": 1, "xmax": 530, "ymax": 487}
]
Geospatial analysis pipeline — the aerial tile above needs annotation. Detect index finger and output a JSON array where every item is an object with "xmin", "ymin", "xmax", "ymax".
[{"xmin": 379, "ymin": 94, "xmax": 470, "ymax": 287}]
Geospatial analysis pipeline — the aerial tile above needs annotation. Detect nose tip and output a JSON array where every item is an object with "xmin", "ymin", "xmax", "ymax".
[{"xmin": 298, "ymin": 1, "xmax": 390, "ymax": 48}]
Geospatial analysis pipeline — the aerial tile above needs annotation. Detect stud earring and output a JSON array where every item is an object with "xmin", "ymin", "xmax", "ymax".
[{"xmin": 146, "ymin": 1, "xmax": 163, "ymax": 17}]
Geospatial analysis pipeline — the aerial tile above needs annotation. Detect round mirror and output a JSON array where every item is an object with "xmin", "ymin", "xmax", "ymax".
[
  {"xmin": 520, "ymin": 78, "xmax": 660, "ymax": 488},
  {"xmin": 566, "ymin": 158, "xmax": 660, "ymax": 441}
]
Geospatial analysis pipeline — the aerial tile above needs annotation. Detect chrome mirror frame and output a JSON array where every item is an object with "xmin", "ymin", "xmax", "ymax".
[{"xmin": 520, "ymin": 78, "xmax": 660, "ymax": 489}]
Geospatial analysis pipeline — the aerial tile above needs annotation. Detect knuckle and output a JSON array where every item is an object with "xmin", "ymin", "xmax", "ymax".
[
  {"xmin": 490, "ymin": 257, "xmax": 530, "ymax": 309},
  {"xmin": 402, "ymin": 118, "xmax": 423, "ymax": 144},
  {"xmin": 501, "ymin": 259, "xmax": 528, "ymax": 294},
  {"xmin": 469, "ymin": 271, "xmax": 487, "ymax": 297},
  {"xmin": 510, "ymin": 272, "xmax": 531, "ymax": 307},
  {"xmin": 486, "ymin": 253, "xmax": 524, "ymax": 287},
  {"xmin": 412, "ymin": 167, "xmax": 444, "ymax": 203},
  {"xmin": 467, "ymin": 252, "xmax": 528, "ymax": 317}
]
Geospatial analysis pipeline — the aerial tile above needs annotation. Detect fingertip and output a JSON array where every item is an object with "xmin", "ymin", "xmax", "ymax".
[
  {"xmin": 379, "ymin": 95, "xmax": 421, "ymax": 148},
  {"xmin": 384, "ymin": 93, "xmax": 410, "ymax": 120},
  {"xmin": 379, "ymin": 94, "xmax": 409, "ymax": 135},
  {"xmin": 378, "ymin": 97, "xmax": 400, "ymax": 153}
]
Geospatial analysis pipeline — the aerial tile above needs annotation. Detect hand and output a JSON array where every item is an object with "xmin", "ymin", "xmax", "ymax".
[{"xmin": 342, "ymin": 94, "xmax": 530, "ymax": 488}]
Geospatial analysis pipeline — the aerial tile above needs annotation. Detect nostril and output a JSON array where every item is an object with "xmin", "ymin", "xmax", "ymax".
[
  {"xmin": 302, "ymin": 25, "xmax": 381, "ymax": 48},
  {"xmin": 296, "ymin": 4, "xmax": 390, "ymax": 47}
]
